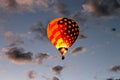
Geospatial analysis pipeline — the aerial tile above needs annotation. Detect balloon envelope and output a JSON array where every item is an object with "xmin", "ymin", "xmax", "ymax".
[{"xmin": 47, "ymin": 18, "xmax": 79, "ymax": 60}]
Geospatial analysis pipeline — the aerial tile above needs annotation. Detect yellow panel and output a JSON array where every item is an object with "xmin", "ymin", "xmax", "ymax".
[{"xmin": 55, "ymin": 38, "xmax": 68, "ymax": 49}]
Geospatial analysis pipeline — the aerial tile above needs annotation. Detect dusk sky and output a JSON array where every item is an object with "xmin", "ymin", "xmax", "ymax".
[{"xmin": 0, "ymin": 0, "xmax": 120, "ymax": 80}]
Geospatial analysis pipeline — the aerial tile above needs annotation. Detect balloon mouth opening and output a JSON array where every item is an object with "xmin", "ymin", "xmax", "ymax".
[
  {"xmin": 58, "ymin": 47, "xmax": 68, "ymax": 60},
  {"xmin": 58, "ymin": 47, "xmax": 68, "ymax": 54}
]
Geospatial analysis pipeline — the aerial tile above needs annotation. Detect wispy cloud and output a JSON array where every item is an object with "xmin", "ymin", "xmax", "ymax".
[
  {"xmin": 41, "ymin": 76, "xmax": 59, "ymax": 80},
  {"xmin": 27, "ymin": 70, "xmax": 37, "ymax": 79},
  {"xmin": 106, "ymin": 78, "xmax": 114, "ymax": 80},
  {"xmin": 1, "ymin": 43, "xmax": 55, "ymax": 64},
  {"xmin": 109, "ymin": 65, "xmax": 120, "ymax": 72},
  {"xmin": 5, "ymin": 46, "xmax": 33, "ymax": 64},
  {"xmin": 0, "ymin": 0, "xmax": 49, "ymax": 12},
  {"xmin": 3, "ymin": 31, "xmax": 14, "ymax": 43},
  {"xmin": 71, "ymin": 11, "xmax": 87, "ymax": 26},
  {"xmin": 53, "ymin": 0, "xmax": 69, "ymax": 16},
  {"xmin": 2, "ymin": 30, "xmax": 24, "ymax": 45},
  {"xmin": 78, "ymin": 34, "xmax": 87, "ymax": 39},
  {"xmin": 70, "ymin": 11, "xmax": 88, "ymax": 36},
  {"xmin": 105, "ymin": 28, "xmax": 118, "ymax": 34},
  {"xmin": 35, "ymin": 53, "xmax": 50, "ymax": 64},
  {"xmin": 70, "ymin": 47, "xmax": 86, "ymax": 55},
  {"xmin": 51, "ymin": 76, "xmax": 59, "ymax": 80},
  {"xmin": 82, "ymin": 0, "xmax": 120, "ymax": 17},
  {"xmin": 106, "ymin": 78, "xmax": 120, "ymax": 80},
  {"xmin": 0, "ymin": 0, "xmax": 69, "ymax": 16},
  {"xmin": 29, "ymin": 21, "xmax": 47, "ymax": 41},
  {"xmin": 51, "ymin": 65, "xmax": 64, "ymax": 75},
  {"xmin": 0, "ymin": 0, "xmax": 19, "ymax": 11}
]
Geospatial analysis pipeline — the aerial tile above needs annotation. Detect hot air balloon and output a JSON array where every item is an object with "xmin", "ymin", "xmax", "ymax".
[{"xmin": 47, "ymin": 18, "xmax": 79, "ymax": 60}]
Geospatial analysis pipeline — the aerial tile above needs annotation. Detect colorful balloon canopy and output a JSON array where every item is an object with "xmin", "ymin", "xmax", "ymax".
[{"xmin": 47, "ymin": 18, "xmax": 79, "ymax": 60}]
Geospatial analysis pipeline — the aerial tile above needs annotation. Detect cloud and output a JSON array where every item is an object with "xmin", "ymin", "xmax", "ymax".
[
  {"xmin": 71, "ymin": 11, "xmax": 87, "ymax": 26},
  {"xmin": 106, "ymin": 78, "xmax": 114, "ymax": 80},
  {"xmin": 0, "ymin": 0, "xmax": 18, "ymax": 11},
  {"xmin": 3, "ymin": 31, "xmax": 24, "ymax": 45},
  {"xmin": 1, "ymin": 42, "xmax": 54, "ymax": 64},
  {"xmin": 82, "ymin": 0, "xmax": 120, "ymax": 17},
  {"xmin": 35, "ymin": 53, "xmax": 50, "ymax": 64},
  {"xmin": 106, "ymin": 78, "xmax": 120, "ymax": 80},
  {"xmin": 70, "ymin": 47, "xmax": 86, "ymax": 55},
  {"xmin": 3, "ymin": 31, "xmax": 14, "ymax": 43},
  {"xmin": 105, "ymin": 28, "xmax": 118, "ymax": 34},
  {"xmin": 41, "ymin": 75, "xmax": 50, "ymax": 80},
  {"xmin": 0, "ymin": 27, "xmax": 25, "ymax": 45},
  {"xmin": 51, "ymin": 65, "xmax": 64, "ymax": 75},
  {"xmin": 14, "ymin": 39, "xmax": 24, "ymax": 44},
  {"xmin": 41, "ymin": 76, "xmax": 59, "ymax": 80},
  {"xmin": 0, "ymin": 0, "xmax": 51, "ymax": 12},
  {"xmin": 5, "ymin": 46, "xmax": 33, "ymax": 64},
  {"xmin": 109, "ymin": 65, "xmax": 120, "ymax": 72},
  {"xmin": 0, "ymin": 0, "xmax": 69, "ymax": 15},
  {"xmin": 29, "ymin": 21, "xmax": 47, "ymax": 41},
  {"xmin": 53, "ymin": 1, "xmax": 69, "ymax": 16},
  {"xmin": 27, "ymin": 70, "xmax": 37, "ymax": 79},
  {"xmin": 51, "ymin": 76, "xmax": 59, "ymax": 80},
  {"xmin": 1, "ymin": 46, "xmax": 55, "ymax": 65},
  {"xmin": 70, "ymin": 11, "xmax": 88, "ymax": 34},
  {"xmin": 78, "ymin": 34, "xmax": 87, "ymax": 39}
]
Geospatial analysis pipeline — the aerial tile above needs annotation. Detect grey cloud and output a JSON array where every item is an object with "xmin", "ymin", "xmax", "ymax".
[
  {"xmin": 110, "ymin": 28, "xmax": 116, "ymax": 32},
  {"xmin": 107, "ymin": 78, "xmax": 114, "ymax": 80},
  {"xmin": 30, "ymin": 21, "xmax": 47, "ymax": 41},
  {"xmin": 35, "ymin": 53, "xmax": 50, "ymax": 64},
  {"xmin": 82, "ymin": 0, "xmax": 120, "ymax": 17},
  {"xmin": 7, "ymin": 43, "xmax": 17, "ymax": 48},
  {"xmin": 3, "ymin": 31, "xmax": 14, "ymax": 43},
  {"xmin": 0, "ymin": 0, "xmax": 69, "ymax": 15},
  {"xmin": 70, "ymin": 47, "xmax": 86, "ymax": 55},
  {"xmin": 53, "ymin": 1, "xmax": 70, "ymax": 16},
  {"xmin": 51, "ymin": 76, "xmax": 59, "ymax": 80},
  {"xmin": 105, "ymin": 28, "xmax": 117, "ymax": 33},
  {"xmin": 0, "ymin": 27, "xmax": 24, "ymax": 45},
  {"xmin": 106, "ymin": 78, "xmax": 120, "ymax": 80},
  {"xmin": 78, "ymin": 34, "xmax": 87, "ymax": 39},
  {"xmin": 71, "ymin": 11, "xmax": 87, "ymax": 26},
  {"xmin": 0, "ymin": 0, "xmax": 47, "ymax": 12},
  {"xmin": 5, "ymin": 47, "xmax": 33, "ymax": 64},
  {"xmin": 0, "ymin": 0, "xmax": 23, "ymax": 12},
  {"xmin": 34, "ymin": 0, "xmax": 55, "ymax": 10},
  {"xmin": 1, "ymin": 43, "xmax": 54, "ymax": 64},
  {"xmin": 5, "ymin": 0, "xmax": 18, "ymax": 11},
  {"xmin": 27, "ymin": 70, "xmax": 37, "ymax": 79},
  {"xmin": 41, "ymin": 75, "xmax": 50, "ymax": 80},
  {"xmin": 110, "ymin": 65, "xmax": 120, "ymax": 72},
  {"xmin": 3, "ymin": 31, "xmax": 24, "ymax": 45},
  {"xmin": 70, "ymin": 11, "xmax": 88, "ymax": 35},
  {"xmin": 15, "ymin": 39, "xmax": 24, "ymax": 44},
  {"xmin": 51, "ymin": 65, "xmax": 64, "ymax": 75},
  {"xmin": 41, "ymin": 76, "xmax": 59, "ymax": 80}
]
